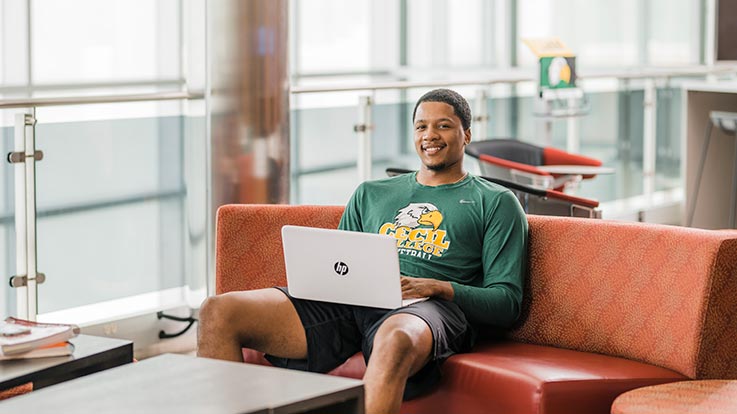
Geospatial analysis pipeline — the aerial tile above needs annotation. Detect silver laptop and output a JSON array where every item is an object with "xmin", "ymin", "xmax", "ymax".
[{"xmin": 281, "ymin": 225, "xmax": 427, "ymax": 309}]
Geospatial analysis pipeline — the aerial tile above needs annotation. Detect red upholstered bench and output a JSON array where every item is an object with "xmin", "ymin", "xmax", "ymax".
[{"xmin": 215, "ymin": 204, "xmax": 737, "ymax": 414}]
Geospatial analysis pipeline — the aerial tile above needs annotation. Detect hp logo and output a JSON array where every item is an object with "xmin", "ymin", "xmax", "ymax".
[{"xmin": 334, "ymin": 261, "xmax": 349, "ymax": 276}]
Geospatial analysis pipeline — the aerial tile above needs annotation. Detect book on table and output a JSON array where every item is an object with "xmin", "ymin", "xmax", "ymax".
[
  {"xmin": 0, "ymin": 341, "xmax": 75, "ymax": 360},
  {"xmin": 0, "ymin": 317, "xmax": 80, "ymax": 357}
]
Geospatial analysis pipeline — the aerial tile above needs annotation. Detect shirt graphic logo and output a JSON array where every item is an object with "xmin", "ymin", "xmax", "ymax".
[
  {"xmin": 379, "ymin": 203, "xmax": 450, "ymax": 260},
  {"xmin": 459, "ymin": 199, "xmax": 475, "ymax": 204}
]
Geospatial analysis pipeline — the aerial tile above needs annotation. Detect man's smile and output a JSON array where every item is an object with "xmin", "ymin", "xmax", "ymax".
[{"xmin": 422, "ymin": 143, "xmax": 446, "ymax": 155}]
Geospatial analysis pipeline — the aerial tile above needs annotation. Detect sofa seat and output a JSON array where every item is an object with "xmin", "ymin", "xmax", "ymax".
[
  {"xmin": 244, "ymin": 340, "xmax": 686, "ymax": 414},
  {"xmin": 402, "ymin": 342, "xmax": 687, "ymax": 414}
]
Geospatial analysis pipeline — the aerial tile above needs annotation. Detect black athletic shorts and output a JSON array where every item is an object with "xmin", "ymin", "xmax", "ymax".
[{"xmin": 265, "ymin": 287, "xmax": 477, "ymax": 399}]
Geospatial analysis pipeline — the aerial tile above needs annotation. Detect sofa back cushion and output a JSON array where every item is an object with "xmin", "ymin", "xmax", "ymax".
[
  {"xmin": 510, "ymin": 215, "xmax": 737, "ymax": 379},
  {"xmin": 216, "ymin": 204, "xmax": 345, "ymax": 294}
]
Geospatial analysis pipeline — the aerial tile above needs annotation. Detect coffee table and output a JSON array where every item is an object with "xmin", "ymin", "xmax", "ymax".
[
  {"xmin": 0, "ymin": 353, "xmax": 365, "ymax": 413},
  {"xmin": 0, "ymin": 334, "xmax": 133, "ymax": 391}
]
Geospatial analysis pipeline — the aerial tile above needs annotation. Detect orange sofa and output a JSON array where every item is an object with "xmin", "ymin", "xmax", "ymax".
[{"xmin": 215, "ymin": 204, "xmax": 737, "ymax": 414}]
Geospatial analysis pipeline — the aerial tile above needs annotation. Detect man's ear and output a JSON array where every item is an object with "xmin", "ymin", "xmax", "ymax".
[{"xmin": 464, "ymin": 128, "xmax": 472, "ymax": 145}]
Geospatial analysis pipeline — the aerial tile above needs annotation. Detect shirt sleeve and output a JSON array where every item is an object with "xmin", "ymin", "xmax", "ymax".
[
  {"xmin": 338, "ymin": 184, "xmax": 364, "ymax": 232},
  {"xmin": 450, "ymin": 190, "xmax": 528, "ymax": 327}
]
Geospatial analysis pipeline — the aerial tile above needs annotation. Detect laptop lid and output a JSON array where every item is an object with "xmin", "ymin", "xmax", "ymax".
[{"xmin": 281, "ymin": 225, "xmax": 404, "ymax": 309}]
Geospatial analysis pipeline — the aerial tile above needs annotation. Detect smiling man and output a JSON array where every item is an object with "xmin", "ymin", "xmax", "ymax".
[{"xmin": 197, "ymin": 88, "xmax": 528, "ymax": 414}]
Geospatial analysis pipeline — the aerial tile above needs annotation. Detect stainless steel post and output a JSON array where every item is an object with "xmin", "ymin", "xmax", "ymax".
[
  {"xmin": 474, "ymin": 89, "xmax": 489, "ymax": 140},
  {"xmin": 10, "ymin": 111, "xmax": 44, "ymax": 320},
  {"xmin": 355, "ymin": 95, "xmax": 373, "ymax": 183}
]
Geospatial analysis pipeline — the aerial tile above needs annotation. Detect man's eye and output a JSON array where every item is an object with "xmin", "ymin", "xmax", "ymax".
[{"xmin": 415, "ymin": 125, "xmax": 426, "ymax": 130}]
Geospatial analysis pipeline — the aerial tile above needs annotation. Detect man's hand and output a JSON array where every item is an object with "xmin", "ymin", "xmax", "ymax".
[{"xmin": 401, "ymin": 276, "xmax": 454, "ymax": 301}]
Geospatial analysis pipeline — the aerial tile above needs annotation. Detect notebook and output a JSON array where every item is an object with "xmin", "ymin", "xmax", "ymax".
[{"xmin": 281, "ymin": 225, "xmax": 428, "ymax": 309}]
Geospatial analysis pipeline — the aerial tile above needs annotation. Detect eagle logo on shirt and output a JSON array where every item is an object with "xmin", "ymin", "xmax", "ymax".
[
  {"xmin": 394, "ymin": 203, "xmax": 444, "ymax": 230},
  {"xmin": 379, "ymin": 202, "xmax": 450, "ymax": 260}
]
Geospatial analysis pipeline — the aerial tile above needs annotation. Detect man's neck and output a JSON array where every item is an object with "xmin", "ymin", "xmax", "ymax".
[{"xmin": 416, "ymin": 168, "xmax": 468, "ymax": 187}]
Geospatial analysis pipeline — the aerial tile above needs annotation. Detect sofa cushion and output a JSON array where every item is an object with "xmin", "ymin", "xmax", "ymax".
[
  {"xmin": 246, "ymin": 341, "xmax": 685, "ymax": 414},
  {"xmin": 401, "ymin": 341, "xmax": 687, "ymax": 414},
  {"xmin": 511, "ymin": 216, "xmax": 737, "ymax": 379},
  {"xmin": 216, "ymin": 204, "xmax": 345, "ymax": 294}
]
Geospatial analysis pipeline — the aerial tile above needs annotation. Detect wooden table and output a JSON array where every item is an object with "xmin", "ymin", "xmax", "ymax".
[
  {"xmin": 0, "ymin": 334, "xmax": 133, "ymax": 391},
  {"xmin": 0, "ymin": 353, "xmax": 365, "ymax": 414}
]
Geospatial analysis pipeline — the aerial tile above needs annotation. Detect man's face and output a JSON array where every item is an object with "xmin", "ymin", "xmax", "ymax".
[{"xmin": 413, "ymin": 101, "xmax": 471, "ymax": 172}]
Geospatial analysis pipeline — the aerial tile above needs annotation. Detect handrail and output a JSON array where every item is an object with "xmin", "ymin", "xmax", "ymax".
[
  {"xmin": 291, "ymin": 73, "xmax": 534, "ymax": 94},
  {"xmin": 0, "ymin": 90, "xmax": 205, "ymax": 109},
  {"xmin": 290, "ymin": 65, "xmax": 737, "ymax": 94},
  {"xmin": 0, "ymin": 78, "xmax": 186, "ymax": 94}
]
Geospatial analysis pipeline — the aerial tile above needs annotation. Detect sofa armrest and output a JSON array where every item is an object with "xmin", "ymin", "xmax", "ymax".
[{"xmin": 216, "ymin": 204, "xmax": 345, "ymax": 294}]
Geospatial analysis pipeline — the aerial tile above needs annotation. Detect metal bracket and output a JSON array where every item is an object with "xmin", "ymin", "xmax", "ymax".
[
  {"xmin": 157, "ymin": 311, "xmax": 197, "ymax": 339},
  {"xmin": 9, "ymin": 272, "xmax": 46, "ymax": 288},
  {"xmin": 7, "ymin": 150, "xmax": 43, "ymax": 164},
  {"xmin": 353, "ymin": 124, "xmax": 372, "ymax": 133}
]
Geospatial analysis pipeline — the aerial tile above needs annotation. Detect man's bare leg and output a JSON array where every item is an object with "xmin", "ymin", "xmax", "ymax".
[
  {"xmin": 363, "ymin": 313, "xmax": 434, "ymax": 414},
  {"xmin": 197, "ymin": 288, "xmax": 307, "ymax": 362}
]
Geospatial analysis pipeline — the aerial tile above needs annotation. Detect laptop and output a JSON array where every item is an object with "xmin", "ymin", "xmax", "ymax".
[{"xmin": 281, "ymin": 225, "xmax": 428, "ymax": 309}]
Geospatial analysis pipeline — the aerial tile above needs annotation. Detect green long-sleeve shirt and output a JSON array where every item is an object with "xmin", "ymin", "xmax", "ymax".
[{"xmin": 338, "ymin": 172, "xmax": 528, "ymax": 327}]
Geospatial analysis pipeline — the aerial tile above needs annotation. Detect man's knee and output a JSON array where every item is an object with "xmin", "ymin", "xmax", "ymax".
[
  {"xmin": 199, "ymin": 293, "xmax": 239, "ymax": 332},
  {"xmin": 374, "ymin": 325, "xmax": 430, "ymax": 369},
  {"xmin": 371, "ymin": 316, "xmax": 433, "ymax": 376},
  {"xmin": 375, "ymin": 327, "xmax": 414, "ymax": 354}
]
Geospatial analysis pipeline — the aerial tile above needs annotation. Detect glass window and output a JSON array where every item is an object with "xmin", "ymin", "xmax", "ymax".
[
  {"xmin": 518, "ymin": 0, "xmax": 642, "ymax": 68},
  {"xmin": 517, "ymin": 0, "xmax": 699, "ymax": 67},
  {"xmin": 294, "ymin": 0, "xmax": 371, "ymax": 74},
  {"xmin": 647, "ymin": 0, "xmax": 700, "ymax": 65},
  {"xmin": 407, "ymin": 0, "xmax": 492, "ymax": 69},
  {"xmin": 31, "ymin": 0, "xmax": 180, "ymax": 83}
]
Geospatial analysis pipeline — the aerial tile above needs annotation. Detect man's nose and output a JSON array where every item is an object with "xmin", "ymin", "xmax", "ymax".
[{"xmin": 423, "ymin": 126, "xmax": 440, "ymax": 139}]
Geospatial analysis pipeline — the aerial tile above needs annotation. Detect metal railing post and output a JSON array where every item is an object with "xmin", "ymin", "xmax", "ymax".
[
  {"xmin": 474, "ymin": 88, "xmax": 489, "ymax": 140},
  {"xmin": 643, "ymin": 78, "xmax": 657, "ymax": 197},
  {"xmin": 354, "ymin": 95, "xmax": 373, "ymax": 183},
  {"xmin": 566, "ymin": 95, "xmax": 580, "ymax": 154},
  {"xmin": 9, "ymin": 111, "xmax": 45, "ymax": 320}
]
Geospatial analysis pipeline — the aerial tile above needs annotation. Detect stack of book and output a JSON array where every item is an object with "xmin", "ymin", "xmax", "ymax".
[{"xmin": 0, "ymin": 317, "xmax": 80, "ymax": 360}]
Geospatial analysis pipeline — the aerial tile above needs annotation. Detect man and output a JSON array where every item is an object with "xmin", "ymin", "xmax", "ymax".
[{"xmin": 198, "ymin": 88, "xmax": 528, "ymax": 414}]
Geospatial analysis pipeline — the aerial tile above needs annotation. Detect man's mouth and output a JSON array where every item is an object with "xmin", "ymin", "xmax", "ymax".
[{"xmin": 422, "ymin": 144, "xmax": 445, "ymax": 155}]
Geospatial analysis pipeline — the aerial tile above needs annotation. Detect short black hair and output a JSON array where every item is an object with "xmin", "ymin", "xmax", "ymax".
[{"xmin": 412, "ymin": 88, "xmax": 472, "ymax": 130}]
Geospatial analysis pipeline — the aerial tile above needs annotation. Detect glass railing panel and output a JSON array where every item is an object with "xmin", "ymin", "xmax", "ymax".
[
  {"xmin": 24, "ymin": 100, "xmax": 207, "ymax": 315},
  {"xmin": 37, "ymin": 198, "xmax": 182, "ymax": 313},
  {"xmin": 654, "ymin": 86, "xmax": 682, "ymax": 192},
  {"xmin": 290, "ymin": 83, "xmax": 686, "ymax": 206},
  {"xmin": 35, "ymin": 116, "xmax": 182, "ymax": 207}
]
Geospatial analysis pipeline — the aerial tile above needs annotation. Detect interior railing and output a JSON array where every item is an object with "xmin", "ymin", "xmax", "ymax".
[
  {"xmin": 289, "ymin": 65, "xmax": 737, "ymax": 210},
  {"xmin": 0, "ymin": 90, "xmax": 204, "ymax": 320}
]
